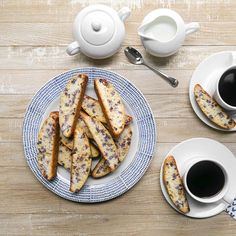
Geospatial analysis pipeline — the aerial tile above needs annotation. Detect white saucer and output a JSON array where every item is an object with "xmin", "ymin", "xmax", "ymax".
[
  {"xmin": 160, "ymin": 138, "xmax": 236, "ymax": 218},
  {"xmin": 189, "ymin": 51, "xmax": 236, "ymax": 132}
]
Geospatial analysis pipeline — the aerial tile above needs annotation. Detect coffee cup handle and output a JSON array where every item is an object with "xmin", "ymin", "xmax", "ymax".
[
  {"xmin": 66, "ymin": 41, "xmax": 80, "ymax": 56},
  {"xmin": 185, "ymin": 22, "xmax": 200, "ymax": 35},
  {"xmin": 222, "ymin": 194, "xmax": 234, "ymax": 205},
  {"xmin": 231, "ymin": 51, "xmax": 236, "ymax": 65}
]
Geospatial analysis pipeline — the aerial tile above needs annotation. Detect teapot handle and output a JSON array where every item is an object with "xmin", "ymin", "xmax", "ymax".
[
  {"xmin": 185, "ymin": 22, "xmax": 200, "ymax": 35},
  {"xmin": 118, "ymin": 7, "xmax": 131, "ymax": 22},
  {"xmin": 66, "ymin": 41, "xmax": 80, "ymax": 56}
]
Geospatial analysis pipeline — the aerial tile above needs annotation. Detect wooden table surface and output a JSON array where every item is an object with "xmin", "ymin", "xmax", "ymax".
[{"xmin": 1, "ymin": 0, "xmax": 236, "ymax": 235}]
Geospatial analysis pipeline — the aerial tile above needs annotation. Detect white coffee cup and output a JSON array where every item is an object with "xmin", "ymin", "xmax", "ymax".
[
  {"xmin": 183, "ymin": 157, "xmax": 232, "ymax": 204},
  {"xmin": 213, "ymin": 52, "xmax": 236, "ymax": 111}
]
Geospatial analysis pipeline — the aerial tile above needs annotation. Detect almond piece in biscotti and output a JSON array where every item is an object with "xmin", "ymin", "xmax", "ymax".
[
  {"xmin": 94, "ymin": 79, "xmax": 126, "ymax": 138},
  {"xmin": 37, "ymin": 111, "xmax": 60, "ymax": 181},
  {"xmin": 59, "ymin": 74, "xmax": 88, "ymax": 138}
]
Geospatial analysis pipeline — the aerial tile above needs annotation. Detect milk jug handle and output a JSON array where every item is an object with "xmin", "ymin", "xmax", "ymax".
[{"xmin": 185, "ymin": 22, "xmax": 200, "ymax": 35}]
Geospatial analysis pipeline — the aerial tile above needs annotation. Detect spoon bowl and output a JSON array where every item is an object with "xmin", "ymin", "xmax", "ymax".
[{"xmin": 124, "ymin": 47, "xmax": 144, "ymax": 64}]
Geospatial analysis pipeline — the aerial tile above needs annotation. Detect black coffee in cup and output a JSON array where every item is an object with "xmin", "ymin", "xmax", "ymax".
[
  {"xmin": 186, "ymin": 161, "xmax": 225, "ymax": 198},
  {"xmin": 219, "ymin": 68, "xmax": 236, "ymax": 106}
]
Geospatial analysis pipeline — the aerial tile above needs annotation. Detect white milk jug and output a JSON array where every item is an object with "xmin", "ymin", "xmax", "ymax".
[{"xmin": 138, "ymin": 9, "xmax": 200, "ymax": 57}]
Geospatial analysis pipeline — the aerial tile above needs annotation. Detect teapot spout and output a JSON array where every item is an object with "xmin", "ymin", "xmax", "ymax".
[{"xmin": 118, "ymin": 7, "xmax": 131, "ymax": 22}]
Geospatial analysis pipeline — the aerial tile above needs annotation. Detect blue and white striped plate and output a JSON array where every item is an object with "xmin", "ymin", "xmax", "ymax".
[{"xmin": 23, "ymin": 67, "xmax": 157, "ymax": 202}]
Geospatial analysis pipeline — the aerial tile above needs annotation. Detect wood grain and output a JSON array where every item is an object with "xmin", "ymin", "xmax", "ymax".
[
  {"xmin": 0, "ymin": 45, "xmax": 235, "ymax": 70},
  {"xmin": 0, "ymin": 69, "xmax": 191, "ymax": 95},
  {"xmin": 0, "ymin": 213, "xmax": 235, "ymax": 236},
  {"xmin": 1, "ymin": 0, "xmax": 236, "ymax": 23},
  {"xmin": 1, "ymin": 0, "xmax": 236, "ymax": 235}
]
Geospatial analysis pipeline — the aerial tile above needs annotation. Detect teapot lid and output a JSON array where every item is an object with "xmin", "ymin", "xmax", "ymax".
[{"xmin": 81, "ymin": 10, "xmax": 115, "ymax": 46}]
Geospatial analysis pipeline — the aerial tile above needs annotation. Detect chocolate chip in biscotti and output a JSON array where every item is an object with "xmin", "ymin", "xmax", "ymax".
[{"xmin": 59, "ymin": 74, "xmax": 88, "ymax": 138}]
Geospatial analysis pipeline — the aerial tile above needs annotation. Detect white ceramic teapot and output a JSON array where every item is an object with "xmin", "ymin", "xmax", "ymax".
[
  {"xmin": 66, "ymin": 4, "xmax": 131, "ymax": 59},
  {"xmin": 138, "ymin": 9, "xmax": 200, "ymax": 57}
]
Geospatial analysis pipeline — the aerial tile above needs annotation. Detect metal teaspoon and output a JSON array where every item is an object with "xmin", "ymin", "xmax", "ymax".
[{"xmin": 124, "ymin": 47, "xmax": 179, "ymax": 87}]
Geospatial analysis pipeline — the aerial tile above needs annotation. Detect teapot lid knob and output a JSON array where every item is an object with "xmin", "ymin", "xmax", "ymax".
[
  {"xmin": 91, "ymin": 21, "xmax": 102, "ymax": 32},
  {"xmin": 80, "ymin": 11, "xmax": 115, "ymax": 46}
]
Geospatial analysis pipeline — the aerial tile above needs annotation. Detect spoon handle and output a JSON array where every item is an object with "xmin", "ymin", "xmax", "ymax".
[{"xmin": 143, "ymin": 62, "xmax": 179, "ymax": 87}]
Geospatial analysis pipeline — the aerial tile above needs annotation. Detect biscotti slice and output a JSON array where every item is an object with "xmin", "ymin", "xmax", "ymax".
[
  {"xmin": 163, "ymin": 156, "xmax": 190, "ymax": 214},
  {"xmin": 194, "ymin": 84, "xmax": 235, "ymax": 129},
  {"xmin": 92, "ymin": 126, "xmax": 132, "ymax": 178},
  {"xmin": 82, "ymin": 95, "xmax": 107, "ymax": 123},
  {"xmin": 70, "ymin": 127, "xmax": 92, "ymax": 192},
  {"xmin": 59, "ymin": 74, "xmax": 88, "ymax": 138},
  {"xmin": 60, "ymin": 132, "xmax": 99, "ymax": 158},
  {"xmin": 37, "ymin": 111, "xmax": 60, "ymax": 181},
  {"xmin": 60, "ymin": 132, "xmax": 73, "ymax": 149},
  {"xmin": 77, "ymin": 117, "xmax": 93, "ymax": 139},
  {"xmin": 58, "ymin": 142, "xmax": 72, "ymax": 171},
  {"xmin": 80, "ymin": 111, "xmax": 119, "ymax": 171},
  {"xmin": 94, "ymin": 79, "xmax": 126, "ymax": 138},
  {"xmin": 60, "ymin": 118, "xmax": 92, "ymax": 149},
  {"xmin": 90, "ymin": 142, "xmax": 100, "ymax": 158},
  {"xmin": 82, "ymin": 95, "xmax": 132, "ymax": 126}
]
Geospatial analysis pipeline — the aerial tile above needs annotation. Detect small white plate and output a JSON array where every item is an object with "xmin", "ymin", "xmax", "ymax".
[
  {"xmin": 189, "ymin": 51, "xmax": 236, "ymax": 131},
  {"xmin": 160, "ymin": 138, "xmax": 236, "ymax": 218}
]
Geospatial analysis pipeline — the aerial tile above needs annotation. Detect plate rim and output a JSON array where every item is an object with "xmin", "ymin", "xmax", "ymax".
[{"xmin": 22, "ymin": 67, "xmax": 157, "ymax": 203}]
